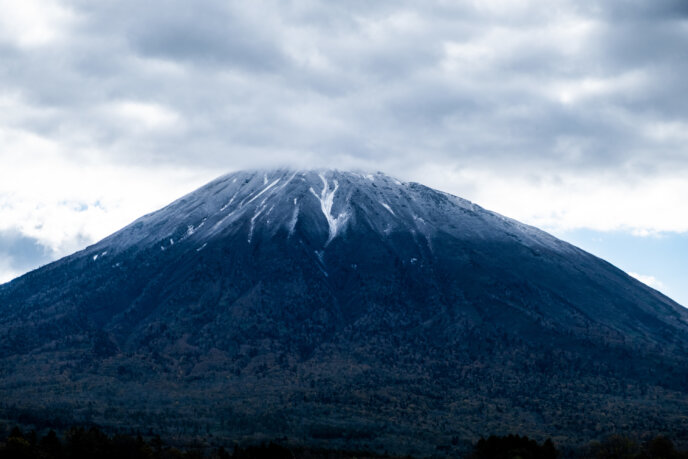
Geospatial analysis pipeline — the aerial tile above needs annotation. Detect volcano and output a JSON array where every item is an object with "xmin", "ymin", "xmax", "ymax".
[{"xmin": 1, "ymin": 169, "xmax": 687, "ymax": 454}]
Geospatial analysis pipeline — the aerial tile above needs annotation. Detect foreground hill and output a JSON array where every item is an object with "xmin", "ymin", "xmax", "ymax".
[{"xmin": 1, "ymin": 169, "xmax": 687, "ymax": 455}]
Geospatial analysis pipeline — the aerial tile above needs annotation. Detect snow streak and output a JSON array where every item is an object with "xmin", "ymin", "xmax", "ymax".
[{"xmin": 310, "ymin": 173, "xmax": 349, "ymax": 243}]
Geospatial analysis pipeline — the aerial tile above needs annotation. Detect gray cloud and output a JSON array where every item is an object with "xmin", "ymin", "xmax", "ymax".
[
  {"xmin": 101, "ymin": 2, "xmax": 287, "ymax": 71},
  {"xmin": 2, "ymin": 0, "xmax": 688, "ymax": 176}
]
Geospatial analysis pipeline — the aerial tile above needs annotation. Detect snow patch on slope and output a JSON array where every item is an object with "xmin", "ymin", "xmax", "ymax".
[
  {"xmin": 248, "ymin": 205, "xmax": 267, "ymax": 243},
  {"xmin": 186, "ymin": 219, "xmax": 206, "ymax": 237},
  {"xmin": 220, "ymin": 193, "xmax": 237, "ymax": 211},
  {"xmin": 289, "ymin": 202, "xmax": 300, "ymax": 236},
  {"xmin": 380, "ymin": 201, "xmax": 395, "ymax": 216},
  {"xmin": 309, "ymin": 173, "xmax": 349, "ymax": 243},
  {"xmin": 246, "ymin": 179, "xmax": 280, "ymax": 206}
]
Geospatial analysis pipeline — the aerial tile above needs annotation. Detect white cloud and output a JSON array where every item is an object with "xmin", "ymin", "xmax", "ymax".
[
  {"xmin": 106, "ymin": 101, "xmax": 182, "ymax": 131},
  {"xmin": 628, "ymin": 272, "xmax": 665, "ymax": 290},
  {"xmin": 0, "ymin": 264, "xmax": 21, "ymax": 285},
  {"xmin": 0, "ymin": 0, "xmax": 77, "ymax": 47},
  {"xmin": 408, "ymin": 165, "xmax": 688, "ymax": 235},
  {"xmin": 548, "ymin": 71, "xmax": 648, "ymax": 105},
  {"xmin": 643, "ymin": 120, "xmax": 688, "ymax": 143},
  {"xmin": 0, "ymin": 147, "xmax": 214, "ymax": 258}
]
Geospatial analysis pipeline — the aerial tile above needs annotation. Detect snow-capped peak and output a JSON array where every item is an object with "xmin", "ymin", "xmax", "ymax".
[{"xmin": 88, "ymin": 169, "xmax": 571, "ymax": 259}]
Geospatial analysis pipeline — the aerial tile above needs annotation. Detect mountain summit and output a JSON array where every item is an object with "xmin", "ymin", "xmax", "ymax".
[
  {"xmin": 83, "ymin": 168, "xmax": 569, "ymax": 255},
  {"xmin": 2, "ymin": 169, "xmax": 688, "ymax": 454}
]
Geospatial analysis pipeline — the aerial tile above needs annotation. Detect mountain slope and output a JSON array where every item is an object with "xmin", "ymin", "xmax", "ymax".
[{"xmin": 1, "ymin": 169, "xmax": 688, "ymax": 454}]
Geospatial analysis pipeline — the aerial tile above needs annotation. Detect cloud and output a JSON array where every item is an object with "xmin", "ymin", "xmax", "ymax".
[
  {"xmin": 0, "ymin": 148, "xmax": 213, "ymax": 273},
  {"xmin": 3, "ymin": 1, "xmax": 686, "ymax": 170},
  {"xmin": 628, "ymin": 272, "xmax": 665, "ymax": 290},
  {"xmin": 0, "ymin": 0, "xmax": 78, "ymax": 48},
  {"xmin": 412, "ymin": 165, "xmax": 688, "ymax": 235},
  {"xmin": 105, "ymin": 100, "xmax": 182, "ymax": 131},
  {"xmin": 0, "ymin": 0, "xmax": 687, "ymax": 279},
  {"xmin": 127, "ymin": 3, "xmax": 288, "ymax": 71}
]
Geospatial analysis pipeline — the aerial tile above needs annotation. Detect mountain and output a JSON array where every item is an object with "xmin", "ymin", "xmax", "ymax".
[{"xmin": 1, "ymin": 169, "xmax": 688, "ymax": 455}]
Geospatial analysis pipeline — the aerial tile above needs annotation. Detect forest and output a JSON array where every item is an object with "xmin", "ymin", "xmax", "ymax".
[{"xmin": 1, "ymin": 425, "xmax": 687, "ymax": 459}]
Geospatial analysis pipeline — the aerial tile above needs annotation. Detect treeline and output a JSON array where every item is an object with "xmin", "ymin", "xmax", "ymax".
[
  {"xmin": 2, "ymin": 426, "xmax": 688, "ymax": 459},
  {"xmin": 0, "ymin": 425, "xmax": 385, "ymax": 459},
  {"xmin": 585, "ymin": 434, "xmax": 688, "ymax": 459},
  {"xmin": 470, "ymin": 434, "xmax": 688, "ymax": 458},
  {"xmin": 471, "ymin": 435, "xmax": 557, "ymax": 458}
]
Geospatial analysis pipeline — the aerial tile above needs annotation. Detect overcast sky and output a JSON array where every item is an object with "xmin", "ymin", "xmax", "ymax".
[{"xmin": 1, "ymin": 0, "xmax": 687, "ymax": 304}]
